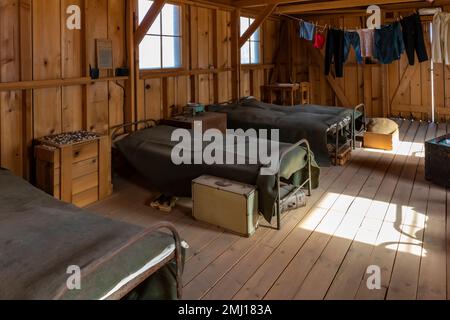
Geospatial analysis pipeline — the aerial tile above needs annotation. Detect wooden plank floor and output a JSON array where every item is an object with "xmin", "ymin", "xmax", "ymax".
[{"xmin": 89, "ymin": 120, "xmax": 449, "ymax": 300}]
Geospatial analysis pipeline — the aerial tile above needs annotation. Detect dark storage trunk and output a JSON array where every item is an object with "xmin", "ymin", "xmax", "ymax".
[{"xmin": 425, "ymin": 134, "xmax": 450, "ymax": 188}]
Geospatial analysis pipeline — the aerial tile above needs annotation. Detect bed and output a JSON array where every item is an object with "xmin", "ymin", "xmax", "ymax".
[
  {"xmin": 0, "ymin": 168, "xmax": 185, "ymax": 300},
  {"xmin": 207, "ymin": 98, "xmax": 366, "ymax": 166},
  {"xmin": 113, "ymin": 121, "xmax": 320, "ymax": 230}
]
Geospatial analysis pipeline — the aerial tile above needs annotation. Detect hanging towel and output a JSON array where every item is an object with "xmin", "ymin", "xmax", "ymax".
[
  {"xmin": 400, "ymin": 13, "xmax": 429, "ymax": 65},
  {"xmin": 432, "ymin": 12, "xmax": 450, "ymax": 65},
  {"xmin": 357, "ymin": 29, "xmax": 375, "ymax": 57},
  {"xmin": 373, "ymin": 22, "xmax": 405, "ymax": 64},
  {"xmin": 344, "ymin": 31, "xmax": 363, "ymax": 64},
  {"xmin": 299, "ymin": 21, "xmax": 316, "ymax": 41},
  {"xmin": 325, "ymin": 28, "xmax": 345, "ymax": 78}
]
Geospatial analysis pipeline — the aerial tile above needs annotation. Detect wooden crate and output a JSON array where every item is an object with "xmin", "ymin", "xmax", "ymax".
[
  {"xmin": 35, "ymin": 135, "xmax": 112, "ymax": 207},
  {"xmin": 331, "ymin": 144, "xmax": 352, "ymax": 166}
]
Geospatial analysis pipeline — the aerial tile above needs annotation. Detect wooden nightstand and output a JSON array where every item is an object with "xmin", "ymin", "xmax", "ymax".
[
  {"xmin": 35, "ymin": 132, "xmax": 112, "ymax": 207},
  {"xmin": 160, "ymin": 112, "xmax": 227, "ymax": 134}
]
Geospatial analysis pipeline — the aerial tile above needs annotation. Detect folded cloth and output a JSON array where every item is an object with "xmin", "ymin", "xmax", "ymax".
[
  {"xmin": 299, "ymin": 21, "xmax": 316, "ymax": 41},
  {"xmin": 367, "ymin": 118, "xmax": 399, "ymax": 135}
]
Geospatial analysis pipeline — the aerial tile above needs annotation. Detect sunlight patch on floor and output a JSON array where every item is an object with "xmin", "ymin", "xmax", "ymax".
[{"xmin": 298, "ymin": 195, "xmax": 428, "ymax": 257}]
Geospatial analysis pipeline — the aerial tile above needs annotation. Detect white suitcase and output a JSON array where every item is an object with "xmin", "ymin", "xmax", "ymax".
[{"xmin": 192, "ymin": 176, "xmax": 259, "ymax": 237}]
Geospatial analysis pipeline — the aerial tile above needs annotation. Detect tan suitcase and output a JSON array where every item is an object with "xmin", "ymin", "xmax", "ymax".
[{"xmin": 192, "ymin": 176, "xmax": 259, "ymax": 237}]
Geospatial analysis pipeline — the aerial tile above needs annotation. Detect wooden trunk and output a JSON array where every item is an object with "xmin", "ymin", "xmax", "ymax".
[{"xmin": 35, "ymin": 135, "xmax": 112, "ymax": 207}]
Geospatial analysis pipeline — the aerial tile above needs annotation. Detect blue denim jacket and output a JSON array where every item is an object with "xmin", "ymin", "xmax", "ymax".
[{"xmin": 373, "ymin": 22, "xmax": 405, "ymax": 64}]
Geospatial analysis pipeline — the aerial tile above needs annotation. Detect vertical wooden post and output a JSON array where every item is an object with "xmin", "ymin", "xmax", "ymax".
[
  {"xmin": 125, "ymin": 0, "xmax": 136, "ymax": 128},
  {"xmin": 19, "ymin": 0, "xmax": 33, "ymax": 180},
  {"xmin": 212, "ymin": 8, "xmax": 219, "ymax": 103},
  {"xmin": 231, "ymin": 8, "xmax": 241, "ymax": 100}
]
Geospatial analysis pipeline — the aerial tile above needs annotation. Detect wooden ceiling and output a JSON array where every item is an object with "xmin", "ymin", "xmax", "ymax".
[{"xmin": 228, "ymin": 0, "xmax": 450, "ymax": 15}]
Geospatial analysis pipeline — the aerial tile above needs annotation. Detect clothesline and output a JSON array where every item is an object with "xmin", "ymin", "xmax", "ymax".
[{"xmin": 278, "ymin": 11, "xmax": 427, "ymax": 33}]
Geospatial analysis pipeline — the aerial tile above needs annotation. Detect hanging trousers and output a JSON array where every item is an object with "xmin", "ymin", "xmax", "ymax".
[
  {"xmin": 325, "ymin": 28, "xmax": 345, "ymax": 78},
  {"xmin": 400, "ymin": 13, "xmax": 429, "ymax": 65}
]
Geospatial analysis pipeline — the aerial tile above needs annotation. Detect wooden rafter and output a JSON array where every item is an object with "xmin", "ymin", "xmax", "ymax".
[
  {"xmin": 239, "ymin": 4, "xmax": 277, "ymax": 48},
  {"xmin": 135, "ymin": 0, "xmax": 166, "ymax": 47},
  {"xmin": 235, "ymin": 0, "xmax": 306, "ymax": 8},
  {"xmin": 277, "ymin": 0, "xmax": 425, "ymax": 14}
]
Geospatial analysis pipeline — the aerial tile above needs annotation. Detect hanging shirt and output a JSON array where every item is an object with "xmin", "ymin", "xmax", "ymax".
[
  {"xmin": 357, "ymin": 29, "xmax": 375, "ymax": 57},
  {"xmin": 373, "ymin": 22, "xmax": 405, "ymax": 64},
  {"xmin": 432, "ymin": 12, "xmax": 450, "ymax": 65},
  {"xmin": 299, "ymin": 21, "xmax": 316, "ymax": 41},
  {"xmin": 314, "ymin": 31, "xmax": 326, "ymax": 49}
]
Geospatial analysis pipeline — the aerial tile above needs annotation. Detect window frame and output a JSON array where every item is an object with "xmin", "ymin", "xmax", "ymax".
[
  {"xmin": 138, "ymin": 0, "xmax": 186, "ymax": 77},
  {"xmin": 240, "ymin": 16, "xmax": 262, "ymax": 66}
]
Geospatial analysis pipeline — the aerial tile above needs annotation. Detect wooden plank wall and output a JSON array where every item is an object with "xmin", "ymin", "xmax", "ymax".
[
  {"xmin": 136, "ymin": 3, "xmax": 280, "ymax": 122},
  {"xmin": 293, "ymin": 8, "xmax": 450, "ymax": 121},
  {"xmin": 0, "ymin": 0, "xmax": 127, "ymax": 178}
]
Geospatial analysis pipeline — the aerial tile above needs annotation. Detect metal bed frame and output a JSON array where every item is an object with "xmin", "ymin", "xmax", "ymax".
[
  {"xmin": 111, "ymin": 120, "xmax": 314, "ymax": 232},
  {"xmin": 53, "ymin": 222, "xmax": 184, "ymax": 300},
  {"xmin": 274, "ymin": 138, "xmax": 313, "ymax": 231},
  {"xmin": 328, "ymin": 103, "xmax": 366, "ymax": 165}
]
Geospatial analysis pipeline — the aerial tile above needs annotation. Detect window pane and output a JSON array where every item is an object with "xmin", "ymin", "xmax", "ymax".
[
  {"xmin": 138, "ymin": 0, "xmax": 152, "ymax": 23},
  {"xmin": 162, "ymin": 36, "xmax": 182, "ymax": 68},
  {"xmin": 251, "ymin": 41, "xmax": 260, "ymax": 64},
  {"xmin": 240, "ymin": 17, "xmax": 249, "ymax": 36},
  {"xmin": 162, "ymin": 4, "xmax": 181, "ymax": 36},
  {"xmin": 250, "ymin": 27, "xmax": 260, "ymax": 41},
  {"xmin": 139, "ymin": 0, "xmax": 161, "ymax": 34},
  {"xmin": 140, "ymin": 35, "xmax": 161, "ymax": 69},
  {"xmin": 241, "ymin": 41, "xmax": 250, "ymax": 64}
]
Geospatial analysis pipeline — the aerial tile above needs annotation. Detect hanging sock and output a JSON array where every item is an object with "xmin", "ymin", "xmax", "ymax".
[
  {"xmin": 400, "ymin": 13, "xmax": 429, "ymax": 65},
  {"xmin": 344, "ymin": 31, "xmax": 363, "ymax": 64},
  {"xmin": 357, "ymin": 29, "xmax": 375, "ymax": 58},
  {"xmin": 432, "ymin": 12, "xmax": 450, "ymax": 65},
  {"xmin": 299, "ymin": 21, "xmax": 316, "ymax": 41},
  {"xmin": 374, "ymin": 22, "xmax": 405, "ymax": 64},
  {"xmin": 325, "ymin": 28, "xmax": 345, "ymax": 78}
]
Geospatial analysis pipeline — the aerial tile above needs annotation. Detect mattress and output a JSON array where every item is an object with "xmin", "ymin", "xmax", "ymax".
[
  {"xmin": 208, "ymin": 99, "xmax": 358, "ymax": 166},
  {"xmin": 115, "ymin": 125, "xmax": 320, "ymax": 223},
  {"xmin": 0, "ymin": 168, "xmax": 184, "ymax": 300}
]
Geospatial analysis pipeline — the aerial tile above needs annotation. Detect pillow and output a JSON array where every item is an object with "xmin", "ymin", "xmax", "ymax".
[{"xmin": 367, "ymin": 118, "xmax": 399, "ymax": 135}]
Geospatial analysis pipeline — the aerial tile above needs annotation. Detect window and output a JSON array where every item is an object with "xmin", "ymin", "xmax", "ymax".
[
  {"xmin": 139, "ymin": 0, "xmax": 182, "ymax": 70},
  {"xmin": 240, "ymin": 16, "xmax": 261, "ymax": 64}
]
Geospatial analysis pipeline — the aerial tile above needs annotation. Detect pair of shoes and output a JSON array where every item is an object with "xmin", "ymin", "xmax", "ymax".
[{"xmin": 150, "ymin": 194, "xmax": 178, "ymax": 213}]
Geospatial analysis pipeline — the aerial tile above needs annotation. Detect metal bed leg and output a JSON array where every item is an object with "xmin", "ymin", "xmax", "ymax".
[{"xmin": 336, "ymin": 127, "xmax": 339, "ymax": 166}]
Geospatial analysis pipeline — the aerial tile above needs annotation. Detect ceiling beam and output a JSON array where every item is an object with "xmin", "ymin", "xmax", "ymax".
[
  {"xmin": 235, "ymin": 0, "xmax": 308, "ymax": 8},
  {"xmin": 239, "ymin": 4, "xmax": 277, "ymax": 47},
  {"xmin": 276, "ymin": 0, "xmax": 425, "ymax": 14},
  {"xmin": 135, "ymin": 0, "xmax": 166, "ymax": 47}
]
